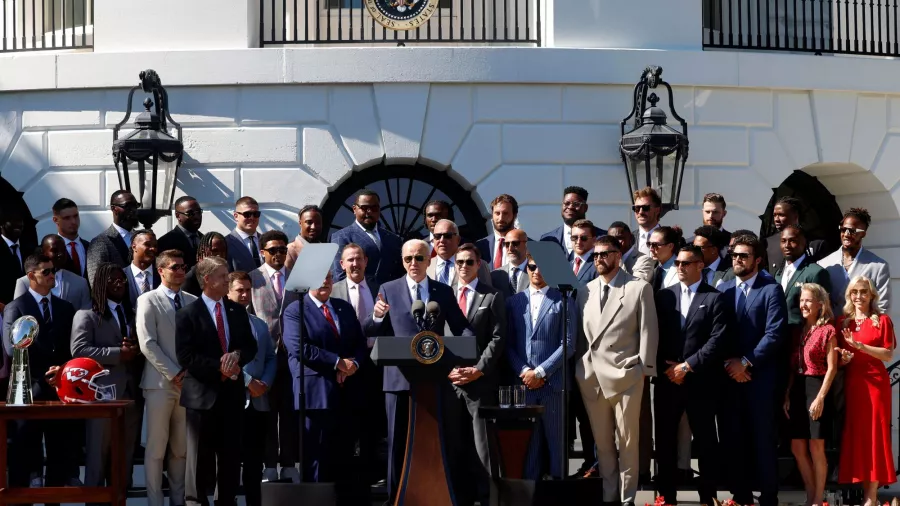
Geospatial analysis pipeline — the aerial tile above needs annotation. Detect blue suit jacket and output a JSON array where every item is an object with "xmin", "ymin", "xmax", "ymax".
[
  {"xmin": 539, "ymin": 224, "xmax": 604, "ymax": 259},
  {"xmin": 716, "ymin": 274, "xmax": 788, "ymax": 385},
  {"xmin": 283, "ymin": 295, "xmax": 367, "ymax": 410},
  {"xmin": 329, "ymin": 223, "xmax": 404, "ymax": 287},
  {"xmin": 243, "ymin": 314, "xmax": 277, "ymax": 411},
  {"xmin": 364, "ymin": 277, "xmax": 474, "ymax": 392},
  {"xmin": 573, "ymin": 255, "xmax": 599, "ymax": 285},
  {"xmin": 505, "ymin": 288, "xmax": 576, "ymax": 392}
]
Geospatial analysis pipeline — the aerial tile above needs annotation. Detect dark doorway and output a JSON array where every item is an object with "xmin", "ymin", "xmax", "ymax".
[
  {"xmin": 759, "ymin": 170, "xmax": 842, "ymax": 255},
  {"xmin": 320, "ymin": 164, "xmax": 487, "ymax": 242}
]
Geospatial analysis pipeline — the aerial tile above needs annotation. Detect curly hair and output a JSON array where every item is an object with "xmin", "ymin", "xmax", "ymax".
[{"xmin": 843, "ymin": 207, "xmax": 872, "ymax": 229}]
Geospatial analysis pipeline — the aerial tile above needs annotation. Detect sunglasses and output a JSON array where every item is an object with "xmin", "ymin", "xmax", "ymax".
[
  {"xmin": 838, "ymin": 226, "xmax": 865, "ymax": 235},
  {"xmin": 730, "ymin": 252, "xmax": 751, "ymax": 260},
  {"xmin": 263, "ymin": 247, "xmax": 288, "ymax": 255},
  {"xmin": 112, "ymin": 203, "xmax": 139, "ymax": 211},
  {"xmin": 433, "ymin": 232, "xmax": 457, "ymax": 241},
  {"xmin": 593, "ymin": 250, "xmax": 618, "ymax": 261},
  {"xmin": 526, "ymin": 263, "xmax": 538, "ymax": 272},
  {"xmin": 354, "ymin": 205, "xmax": 380, "ymax": 213},
  {"xmin": 176, "ymin": 209, "xmax": 203, "ymax": 218},
  {"xmin": 455, "ymin": 259, "xmax": 476, "ymax": 267},
  {"xmin": 647, "ymin": 242, "xmax": 670, "ymax": 249},
  {"xmin": 165, "ymin": 264, "xmax": 189, "ymax": 272},
  {"xmin": 673, "ymin": 260, "xmax": 699, "ymax": 267},
  {"xmin": 570, "ymin": 235, "xmax": 592, "ymax": 243},
  {"xmin": 403, "ymin": 255, "xmax": 426, "ymax": 264},
  {"xmin": 503, "ymin": 241, "xmax": 521, "ymax": 248},
  {"xmin": 632, "ymin": 204, "xmax": 654, "ymax": 213},
  {"xmin": 236, "ymin": 210, "xmax": 261, "ymax": 219},
  {"xmin": 562, "ymin": 200, "xmax": 585, "ymax": 210},
  {"xmin": 30, "ymin": 268, "xmax": 54, "ymax": 276},
  {"xmin": 110, "ymin": 278, "xmax": 128, "ymax": 287}
]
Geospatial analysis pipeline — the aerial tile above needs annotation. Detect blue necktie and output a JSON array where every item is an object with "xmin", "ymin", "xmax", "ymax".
[
  {"xmin": 736, "ymin": 283, "xmax": 747, "ymax": 316},
  {"xmin": 415, "ymin": 283, "xmax": 422, "ymax": 301},
  {"xmin": 439, "ymin": 261, "xmax": 451, "ymax": 285}
]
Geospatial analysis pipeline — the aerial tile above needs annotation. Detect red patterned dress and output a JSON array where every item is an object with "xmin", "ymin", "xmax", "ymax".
[{"xmin": 837, "ymin": 314, "xmax": 897, "ymax": 484}]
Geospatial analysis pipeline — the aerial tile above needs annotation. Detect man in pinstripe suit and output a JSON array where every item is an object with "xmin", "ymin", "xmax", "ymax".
[{"xmin": 505, "ymin": 255, "xmax": 576, "ymax": 480}]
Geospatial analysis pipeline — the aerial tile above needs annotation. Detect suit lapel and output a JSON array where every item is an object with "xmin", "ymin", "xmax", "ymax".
[
  {"xmin": 156, "ymin": 290, "xmax": 177, "ymax": 328},
  {"xmin": 593, "ymin": 281, "xmax": 624, "ymax": 339},
  {"xmin": 744, "ymin": 277, "xmax": 765, "ymax": 316},
  {"xmin": 684, "ymin": 290, "xmax": 708, "ymax": 329},
  {"xmin": 108, "ymin": 226, "xmax": 129, "ymax": 262},
  {"xmin": 467, "ymin": 290, "xmax": 485, "ymax": 321},
  {"xmin": 532, "ymin": 292, "xmax": 553, "ymax": 332},
  {"xmin": 522, "ymin": 296, "xmax": 534, "ymax": 339}
]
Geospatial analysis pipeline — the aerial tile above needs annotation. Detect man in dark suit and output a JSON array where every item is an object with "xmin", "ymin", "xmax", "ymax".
[
  {"xmin": 570, "ymin": 219, "xmax": 599, "ymax": 285},
  {"xmin": 476, "ymin": 194, "xmax": 520, "ymax": 269},
  {"xmin": 329, "ymin": 190, "xmax": 404, "ymax": 286},
  {"xmin": 693, "ymin": 225, "xmax": 732, "ymax": 287},
  {"xmin": 489, "ymin": 228, "xmax": 530, "ymax": 300},
  {"xmin": 226, "ymin": 196, "xmax": 263, "ymax": 273},
  {"xmin": 654, "ymin": 245, "xmax": 730, "ymax": 506},
  {"xmin": 0, "ymin": 205, "xmax": 36, "ymax": 305},
  {"xmin": 774, "ymin": 225, "xmax": 832, "ymax": 327},
  {"xmin": 717, "ymin": 235, "xmax": 788, "ymax": 506},
  {"xmin": 422, "ymin": 200, "xmax": 453, "ymax": 258},
  {"xmin": 3, "ymin": 254, "xmax": 76, "ymax": 494},
  {"xmin": 52, "ymin": 198, "xmax": 90, "ymax": 281},
  {"xmin": 540, "ymin": 186, "xmax": 602, "ymax": 258},
  {"xmin": 366, "ymin": 239, "xmax": 474, "ymax": 503},
  {"xmin": 449, "ymin": 243, "xmax": 506, "ymax": 505},
  {"xmin": 176, "ymin": 256, "xmax": 257, "ymax": 506},
  {"xmin": 283, "ymin": 271, "xmax": 367, "ymax": 495},
  {"xmin": 157, "ymin": 196, "xmax": 204, "ymax": 269},
  {"xmin": 761, "ymin": 196, "xmax": 827, "ymax": 273},
  {"xmin": 87, "ymin": 190, "xmax": 139, "ymax": 286},
  {"xmin": 125, "ymin": 230, "xmax": 161, "ymax": 312}
]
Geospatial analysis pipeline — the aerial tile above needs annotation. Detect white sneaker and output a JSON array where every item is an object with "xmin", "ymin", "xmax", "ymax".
[
  {"xmin": 262, "ymin": 467, "xmax": 278, "ymax": 482},
  {"xmin": 29, "ymin": 476, "xmax": 43, "ymax": 488},
  {"xmin": 280, "ymin": 466, "xmax": 300, "ymax": 483}
]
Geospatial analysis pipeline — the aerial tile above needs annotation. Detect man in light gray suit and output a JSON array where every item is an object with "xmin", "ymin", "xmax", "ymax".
[
  {"xmin": 249, "ymin": 230, "xmax": 300, "ymax": 482},
  {"xmin": 70, "ymin": 263, "xmax": 141, "ymax": 504},
  {"xmin": 227, "ymin": 271, "xmax": 276, "ymax": 506},
  {"xmin": 427, "ymin": 220, "xmax": 492, "ymax": 287},
  {"xmin": 819, "ymin": 207, "xmax": 890, "ymax": 314},
  {"xmin": 489, "ymin": 228, "xmax": 530, "ymax": 299},
  {"xmin": 226, "ymin": 197, "xmax": 263, "ymax": 273},
  {"xmin": 576, "ymin": 236, "xmax": 658, "ymax": 506},
  {"xmin": 14, "ymin": 235, "xmax": 90, "ymax": 310},
  {"xmin": 136, "ymin": 249, "xmax": 197, "ymax": 506}
]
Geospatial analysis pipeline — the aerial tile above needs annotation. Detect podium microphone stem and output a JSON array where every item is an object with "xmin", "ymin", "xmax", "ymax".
[
  {"xmin": 558, "ymin": 284, "xmax": 575, "ymax": 480},
  {"xmin": 296, "ymin": 288, "xmax": 308, "ymax": 483}
]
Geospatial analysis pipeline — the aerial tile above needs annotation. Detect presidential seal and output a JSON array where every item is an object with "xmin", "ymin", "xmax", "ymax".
[
  {"xmin": 410, "ymin": 330, "xmax": 444, "ymax": 365},
  {"xmin": 365, "ymin": 0, "xmax": 440, "ymax": 31}
]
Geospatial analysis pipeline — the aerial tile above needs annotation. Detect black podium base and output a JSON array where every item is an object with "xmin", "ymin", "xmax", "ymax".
[
  {"xmin": 260, "ymin": 482, "xmax": 337, "ymax": 506},
  {"xmin": 494, "ymin": 478, "xmax": 604, "ymax": 506}
]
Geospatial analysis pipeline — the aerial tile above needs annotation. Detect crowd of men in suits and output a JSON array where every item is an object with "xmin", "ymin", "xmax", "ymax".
[{"xmin": 0, "ymin": 181, "xmax": 891, "ymax": 506}]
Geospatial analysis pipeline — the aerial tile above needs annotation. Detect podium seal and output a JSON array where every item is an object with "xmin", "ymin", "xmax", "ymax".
[
  {"xmin": 410, "ymin": 331, "xmax": 444, "ymax": 365},
  {"xmin": 365, "ymin": 0, "xmax": 440, "ymax": 31}
]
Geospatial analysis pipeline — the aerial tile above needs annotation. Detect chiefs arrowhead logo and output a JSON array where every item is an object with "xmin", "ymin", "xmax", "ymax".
[{"xmin": 65, "ymin": 368, "xmax": 89, "ymax": 382}]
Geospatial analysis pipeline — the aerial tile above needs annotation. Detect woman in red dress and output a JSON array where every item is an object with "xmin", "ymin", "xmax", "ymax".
[{"xmin": 836, "ymin": 275, "xmax": 897, "ymax": 505}]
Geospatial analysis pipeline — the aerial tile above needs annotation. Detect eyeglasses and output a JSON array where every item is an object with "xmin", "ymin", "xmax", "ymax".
[
  {"xmin": 647, "ymin": 242, "xmax": 670, "ymax": 249},
  {"xmin": 176, "ymin": 209, "xmax": 203, "ymax": 217},
  {"xmin": 593, "ymin": 250, "xmax": 618, "ymax": 261},
  {"xmin": 455, "ymin": 259, "xmax": 476, "ymax": 267},
  {"xmin": 730, "ymin": 252, "xmax": 751, "ymax": 260},
  {"xmin": 570, "ymin": 235, "xmax": 592, "ymax": 243},
  {"xmin": 110, "ymin": 278, "xmax": 128, "ymax": 287},
  {"xmin": 849, "ymin": 289, "xmax": 871, "ymax": 296},
  {"xmin": 503, "ymin": 241, "xmax": 521, "ymax": 248},
  {"xmin": 263, "ymin": 247, "xmax": 288, "ymax": 255},
  {"xmin": 403, "ymin": 255, "xmax": 426, "ymax": 264},
  {"xmin": 433, "ymin": 232, "xmax": 457, "ymax": 241},
  {"xmin": 236, "ymin": 210, "xmax": 261, "ymax": 219},
  {"xmin": 673, "ymin": 260, "xmax": 699, "ymax": 267},
  {"xmin": 839, "ymin": 226, "xmax": 866, "ymax": 235},
  {"xmin": 562, "ymin": 200, "xmax": 585, "ymax": 210},
  {"xmin": 165, "ymin": 264, "xmax": 189, "ymax": 272},
  {"xmin": 632, "ymin": 204, "xmax": 654, "ymax": 213},
  {"xmin": 112, "ymin": 203, "xmax": 139, "ymax": 211},
  {"xmin": 29, "ymin": 268, "xmax": 54, "ymax": 276},
  {"xmin": 354, "ymin": 205, "xmax": 380, "ymax": 213},
  {"xmin": 526, "ymin": 263, "xmax": 538, "ymax": 272}
]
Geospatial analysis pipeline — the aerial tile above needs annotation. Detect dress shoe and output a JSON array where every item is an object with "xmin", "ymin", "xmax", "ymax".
[
  {"xmin": 280, "ymin": 466, "xmax": 300, "ymax": 483},
  {"xmin": 262, "ymin": 467, "xmax": 279, "ymax": 482}
]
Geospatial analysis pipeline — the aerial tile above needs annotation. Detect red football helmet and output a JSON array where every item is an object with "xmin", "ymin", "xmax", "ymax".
[{"xmin": 55, "ymin": 357, "xmax": 116, "ymax": 404}]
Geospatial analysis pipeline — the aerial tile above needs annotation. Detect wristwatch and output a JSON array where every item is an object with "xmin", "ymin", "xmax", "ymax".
[
  {"xmin": 680, "ymin": 364, "xmax": 689, "ymax": 373},
  {"xmin": 740, "ymin": 357, "xmax": 751, "ymax": 368},
  {"xmin": 534, "ymin": 369, "xmax": 544, "ymax": 380}
]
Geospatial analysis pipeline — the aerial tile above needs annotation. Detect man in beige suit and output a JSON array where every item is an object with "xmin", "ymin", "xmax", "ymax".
[
  {"xmin": 576, "ymin": 235, "xmax": 658, "ymax": 506},
  {"xmin": 137, "ymin": 249, "xmax": 198, "ymax": 506},
  {"xmin": 427, "ymin": 219, "xmax": 492, "ymax": 287}
]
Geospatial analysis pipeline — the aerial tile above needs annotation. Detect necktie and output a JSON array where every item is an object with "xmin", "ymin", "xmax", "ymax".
[
  {"xmin": 367, "ymin": 230, "xmax": 381, "ymax": 249},
  {"xmin": 190, "ymin": 233, "xmax": 200, "ymax": 250},
  {"xmin": 510, "ymin": 267, "xmax": 518, "ymax": 290},
  {"xmin": 353, "ymin": 285, "xmax": 366, "ymax": 322},
  {"xmin": 439, "ymin": 261, "xmax": 451, "ymax": 285},
  {"xmin": 69, "ymin": 241, "xmax": 82, "ymax": 274},
  {"xmin": 273, "ymin": 271, "xmax": 283, "ymax": 299},
  {"xmin": 174, "ymin": 293, "xmax": 182, "ymax": 310},
  {"xmin": 493, "ymin": 238, "xmax": 505, "ymax": 269},
  {"xmin": 736, "ymin": 283, "xmax": 748, "ymax": 315},
  {"xmin": 681, "ymin": 287, "xmax": 691, "ymax": 326},
  {"xmin": 214, "ymin": 302, "xmax": 227, "ymax": 352},
  {"xmin": 600, "ymin": 284, "xmax": 610, "ymax": 312},
  {"xmin": 414, "ymin": 283, "xmax": 422, "ymax": 301},
  {"xmin": 140, "ymin": 272, "xmax": 151, "ymax": 294},
  {"xmin": 782, "ymin": 264, "xmax": 793, "ymax": 291},
  {"xmin": 653, "ymin": 265, "xmax": 664, "ymax": 292},
  {"xmin": 10, "ymin": 244, "xmax": 20, "ymax": 271},
  {"xmin": 458, "ymin": 286, "xmax": 468, "ymax": 316},
  {"xmin": 40, "ymin": 297, "xmax": 51, "ymax": 324},
  {"xmin": 250, "ymin": 236, "xmax": 261, "ymax": 268},
  {"xmin": 115, "ymin": 304, "xmax": 128, "ymax": 339},
  {"xmin": 702, "ymin": 267, "xmax": 711, "ymax": 285},
  {"xmin": 322, "ymin": 304, "xmax": 339, "ymax": 338},
  {"xmin": 430, "ymin": 245, "xmax": 437, "ymax": 259},
  {"xmin": 573, "ymin": 257, "xmax": 582, "ymax": 275}
]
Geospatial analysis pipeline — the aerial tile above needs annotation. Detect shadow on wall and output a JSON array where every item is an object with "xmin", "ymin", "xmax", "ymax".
[{"xmin": 759, "ymin": 169, "xmax": 843, "ymax": 254}]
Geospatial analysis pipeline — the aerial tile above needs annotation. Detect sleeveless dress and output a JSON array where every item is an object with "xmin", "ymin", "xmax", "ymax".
[{"xmin": 837, "ymin": 314, "xmax": 897, "ymax": 484}]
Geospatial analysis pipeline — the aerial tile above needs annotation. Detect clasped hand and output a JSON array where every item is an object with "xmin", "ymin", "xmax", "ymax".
[
  {"xmin": 724, "ymin": 358, "xmax": 751, "ymax": 383},
  {"xmin": 664, "ymin": 360, "xmax": 689, "ymax": 385},
  {"xmin": 336, "ymin": 359, "xmax": 358, "ymax": 385},
  {"xmin": 448, "ymin": 367, "xmax": 483, "ymax": 385},
  {"xmin": 220, "ymin": 352, "xmax": 240, "ymax": 379},
  {"xmin": 520, "ymin": 369, "xmax": 545, "ymax": 390}
]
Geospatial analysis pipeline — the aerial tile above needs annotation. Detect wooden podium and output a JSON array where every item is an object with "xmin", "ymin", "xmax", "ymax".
[{"xmin": 372, "ymin": 334, "xmax": 477, "ymax": 506}]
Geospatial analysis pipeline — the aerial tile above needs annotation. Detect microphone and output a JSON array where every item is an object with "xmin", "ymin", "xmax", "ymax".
[
  {"xmin": 411, "ymin": 300, "xmax": 426, "ymax": 331},
  {"xmin": 425, "ymin": 301, "xmax": 441, "ymax": 331}
]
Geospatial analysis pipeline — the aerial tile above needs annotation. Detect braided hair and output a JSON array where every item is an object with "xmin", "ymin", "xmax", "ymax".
[
  {"xmin": 196, "ymin": 231, "xmax": 227, "ymax": 263},
  {"xmin": 91, "ymin": 262, "xmax": 123, "ymax": 317}
]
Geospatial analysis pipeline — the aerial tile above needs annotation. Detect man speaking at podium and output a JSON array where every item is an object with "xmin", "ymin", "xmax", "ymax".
[{"xmin": 366, "ymin": 239, "xmax": 474, "ymax": 504}]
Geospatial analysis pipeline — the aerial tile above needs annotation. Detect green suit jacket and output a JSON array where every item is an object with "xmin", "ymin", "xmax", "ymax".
[{"xmin": 774, "ymin": 256, "xmax": 832, "ymax": 326}]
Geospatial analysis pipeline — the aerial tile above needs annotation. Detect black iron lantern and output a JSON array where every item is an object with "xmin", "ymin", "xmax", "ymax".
[
  {"xmin": 619, "ymin": 65, "xmax": 689, "ymax": 217},
  {"xmin": 112, "ymin": 69, "xmax": 184, "ymax": 229}
]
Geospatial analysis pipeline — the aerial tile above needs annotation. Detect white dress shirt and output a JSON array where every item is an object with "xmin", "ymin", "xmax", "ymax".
[
  {"xmin": 112, "ymin": 223, "xmax": 133, "ymax": 248},
  {"xmin": 562, "ymin": 223, "xmax": 573, "ymax": 255},
  {"xmin": 781, "ymin": 254, "xmax": 806, "ymax": 291},
  {"xmin": 29, "ymin": 288, "xmax": 52, "ymax": 319},
  {"xmin": 130, "ymin": 263, "xmax": 155, "ymax": 293},
  {"xmin": 435, "ymin": 255, "xmax": 456, "ymax": 285},
  {"xmin": 107, "ymin": 300, "xmax": 128, "ymax": 335},
  {"xmin": 406, "ymin": 276, "xmax": 430, "ymax": 303},
  {"xmin": 235, "ymin": 228, "xmax": 261, "ymax": 259},
  {"xmin": 680, "ymin": 279, "xmax": 702, "ymax": 325},
  {"xmin": 3, "ymin": 235, "xmax": 21, "ymax": 268},
  {"xmin": 735, "ymin": 272, "xmax": 759, "ymax": 312},
  {"xmin": 201, "ymin": 293, "xmax": 231, "ymax": 348},
  {"xmin": 636, "ymin": 223, "xmax": 661, "ymax": 256},
  {"xmin": 456, "ymin": 278, "xmax": 478, "ymax": 317},
  {"xmin": 62, "ymin": 236, "xmax": 86, "ymax": 276},
  {"xmin": 160, "ymin": 285, "xmax": 183, "ymax": 310},
  {"xmin": 526, "ymin": 285, "xmax": 550, "ymax": 378},
  {"xmin": 262, "ymin": 263, "xmax": 286, "ymax": 298}
]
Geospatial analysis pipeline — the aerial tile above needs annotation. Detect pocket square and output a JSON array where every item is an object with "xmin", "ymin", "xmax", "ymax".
[
  {"xmin": 698, "ymin": 305, "xmax": 707, "ymax": 309},
  {"xmin": 477, "ymin": 307, "xmax": 488, "ymax": 311},
  {"xmin": 794, "ymin": 282, "xmax": 803, "ymax": 287}
]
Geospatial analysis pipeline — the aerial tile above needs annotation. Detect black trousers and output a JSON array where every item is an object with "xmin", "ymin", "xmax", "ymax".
[
  {"xmin": 568, "ymin": 378, "xmax": 596, "ymax": 469},
  {"xmin": 265, "ymin": 349, "xmax": 299, "ymax": 468},
  {"xmin": 358, "ymin": 357, "xmax": 386, "ymax": 485},
  {"xmin": 721, "ymin": 378, "xmax": 779, "ymax": 506},
  {"xmin": 185, "ymin": 397, "xmax": 244, "ymax": 506},
  {"xmin": 242, "ymin": 405, "xmax": 268, "ymax": 506},
  {"xmin": 654, "ymin": 378, "xmax": 719, "ymax": 505}
]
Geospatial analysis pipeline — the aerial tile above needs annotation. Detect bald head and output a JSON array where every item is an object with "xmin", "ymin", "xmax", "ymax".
[
  {"xmin": 503, "ymin": 229, "xmax": 528, "ymax": 266},
  {"xmin": 41, "ymin": 234, "xmax": 68, "ymax": 270}
]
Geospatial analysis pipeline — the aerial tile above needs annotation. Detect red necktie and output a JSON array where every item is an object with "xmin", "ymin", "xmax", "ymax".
[
  {"xmin": 458, "ymin": 286, "xmax": 468, "ymax": 316},
  {"xmin": 214, "ymin": 302, "xmax": 227, "ymax": 352},
  {"xmin": 494, "ymin": 238, "xmax": 505, "ymax": 269},
  {"xmin": 573, "ymin": 257, "xmax": 582, "ymax": 275},
  {"xmin": 430, "ymin": 243, "xmax": 437, "ymax": 258},
  {"xmin": 322, "ymin": 304, "xmax": 339, "ymax": 339},
  {"xmin": 69, "ymin": 241, "xmax": 81, "ymax": 274}
]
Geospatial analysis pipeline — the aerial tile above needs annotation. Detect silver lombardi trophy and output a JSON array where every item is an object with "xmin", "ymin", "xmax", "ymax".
[{"xmin": 7, "ymin": 316, "xmax": 39, "ymax": 406}]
